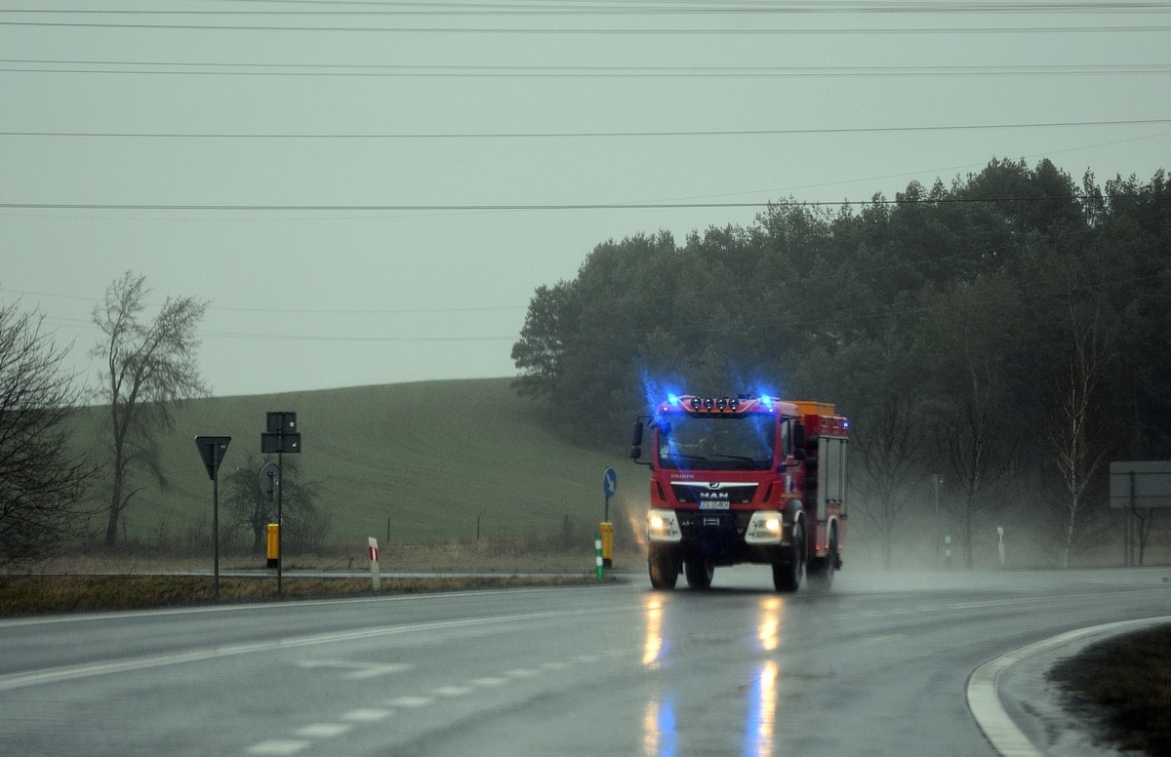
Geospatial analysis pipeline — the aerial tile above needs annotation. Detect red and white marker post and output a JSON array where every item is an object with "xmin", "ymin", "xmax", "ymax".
[{"xmin": 368, "ymin": 537, "xmax": 381, "ymax": 592}]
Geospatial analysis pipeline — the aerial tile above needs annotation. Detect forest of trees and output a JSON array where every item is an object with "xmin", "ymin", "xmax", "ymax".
[{"xmin": 511, "ymin": 158, "xmax": 1171, "ymax": 569}]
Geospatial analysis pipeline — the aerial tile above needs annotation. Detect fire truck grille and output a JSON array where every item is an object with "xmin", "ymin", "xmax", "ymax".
[{"xmin": 671, "ymin": 483, "xmax": 758, "ymax": 506}]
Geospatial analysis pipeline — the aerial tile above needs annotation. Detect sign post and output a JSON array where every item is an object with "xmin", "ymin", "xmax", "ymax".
[
  {"xmin": 1109, "ymin": 461, "xmax": 1171, "ymax": 566},
  {"xmin": 601, "ymin": 467, "xmax": 617, "ymax": 568},
  {"xmin": 194, "ymin": 436, "xmax": 231, "ymax": 601},
  {"xmin": 259, "ymin": 462, "xmax": 279, "ymax": 568},
  {"xmin": 262, "ymin": 412, "xmax": 302, "ymax": 595}
]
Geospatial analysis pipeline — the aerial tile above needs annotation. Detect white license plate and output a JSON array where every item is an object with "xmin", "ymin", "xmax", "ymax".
[{"xmin": 698, "ymin": 501, "xmax": 730, "ymax": 510}]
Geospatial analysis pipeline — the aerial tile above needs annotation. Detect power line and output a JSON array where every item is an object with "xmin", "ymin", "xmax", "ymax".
[
  {"xmin": 5, "ymin": 288, "xmax": 525, "ymax": 316},
  {"xmin": 9, "ymin": 1, "xmax": 1171, "ymax": 16},
  {"xmin": 2, "ymin": 118, "xmax": 1168, "ymax": 140},
  {"xmin": 0, "ymin": 194, "xmax": 1156, "ymax": 212},
  {"xmin": 0, "ymin": 19, "xmax": 1168, "ymax": 33},
  {"xmin": 2, "ymin": 60, "xmax": 1169, "ymax": 78}
]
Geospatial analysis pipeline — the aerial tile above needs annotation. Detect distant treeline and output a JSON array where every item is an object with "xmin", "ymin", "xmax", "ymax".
[{"xmin": 511, "ymin": 157, "xmax": 1171, "ymax": 568}]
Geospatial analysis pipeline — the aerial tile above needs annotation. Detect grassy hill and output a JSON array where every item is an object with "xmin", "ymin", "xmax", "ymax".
[{"xmin": 75, "ymin": 378, "xmax": 648, "ymax": 555}]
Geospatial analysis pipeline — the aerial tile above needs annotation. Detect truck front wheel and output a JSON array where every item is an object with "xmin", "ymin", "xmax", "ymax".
[
  {"xmin": 648, "ymin": 547, "xmax": 679, "ymax": 590},
  {"xmin": 773, "ymin": 521, "xmax": 806, "ymax": 593},
  {"xmin": 684, "ymin": 559, "xmax": 714, "ymax": 590}
]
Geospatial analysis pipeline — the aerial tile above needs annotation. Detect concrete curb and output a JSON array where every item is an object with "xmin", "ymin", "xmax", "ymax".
[{"xmin": 968, "ymin": 615, "xmax": 1171, "ymax": 757}]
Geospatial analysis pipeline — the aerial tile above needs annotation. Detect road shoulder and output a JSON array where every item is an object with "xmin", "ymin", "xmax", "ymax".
[{"xmin": 969, "ymin": 616, "xmax": 1171, "ymax": 757}]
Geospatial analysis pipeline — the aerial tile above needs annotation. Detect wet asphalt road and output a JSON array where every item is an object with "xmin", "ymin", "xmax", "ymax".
[{"xmin": 2, "ymin": 565, "xmax": 1170, "ymax": 756}]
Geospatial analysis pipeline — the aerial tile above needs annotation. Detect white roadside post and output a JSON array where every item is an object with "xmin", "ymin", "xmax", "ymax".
[
  {"xmin": 997, "ymin": 527, "xmax": 1005, "ymax": 568},
  {"xmin": 368, "ymin": 537, "xmax": 381, "ymax": 592}
]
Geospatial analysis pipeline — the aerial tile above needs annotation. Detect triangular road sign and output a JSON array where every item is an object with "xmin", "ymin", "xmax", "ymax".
[{"xmin": 195, "ymin": 436, "xmax": 232, "ymax": 481}]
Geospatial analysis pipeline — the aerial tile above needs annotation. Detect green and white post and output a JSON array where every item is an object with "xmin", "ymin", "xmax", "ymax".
[{"xmin": 595, "ymin": 532, "xmax": 604, "ymax": 580}]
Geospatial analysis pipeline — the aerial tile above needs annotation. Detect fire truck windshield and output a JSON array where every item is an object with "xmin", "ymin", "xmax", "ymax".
[{"xmin": 656, "ymin": 412, "xmax": 776, "ymax": 471}]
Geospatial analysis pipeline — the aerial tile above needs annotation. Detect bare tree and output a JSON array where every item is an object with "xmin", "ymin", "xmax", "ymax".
[
  {"xmin": 1043, "ymin": 300, "xmax": 1112, "ymax": 568},
  {"xmin": 224, "ymin": 453, "xmax": 328, "ymax": 555},
  {"xmin": 836, "ymin": 330, "xmax": 928, "ymax": 569},
  {"xmin": 0, "ymin": 300, "xmax": 93, "ymax": 565},
  {"xmin": 91, "ymin": 272, "xmax": 209, "ymax": 548},
  {"xmin": 927, "ymin": 277, "xmax": 1023, "ymax": 568}
]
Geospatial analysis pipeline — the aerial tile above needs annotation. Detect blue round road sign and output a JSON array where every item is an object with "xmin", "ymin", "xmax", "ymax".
[{"xmin": 603, "ymin": 467, "xmax": 617, "ymax": 498}]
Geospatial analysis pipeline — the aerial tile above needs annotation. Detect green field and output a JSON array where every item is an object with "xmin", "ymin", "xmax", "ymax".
[{"xmin": 74, "ymin": 377, "xmax": 648, "ymax": 554}]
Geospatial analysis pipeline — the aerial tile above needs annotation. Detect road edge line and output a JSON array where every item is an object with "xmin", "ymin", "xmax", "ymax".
[{"xmin": 967, "ymin": 615, "xmax": 1171, "ymax": 757}]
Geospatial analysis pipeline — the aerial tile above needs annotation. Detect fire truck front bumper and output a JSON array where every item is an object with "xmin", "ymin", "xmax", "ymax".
[{"xmin": 648, "ymin": 508, "xmax": 790, "ymax": 564}]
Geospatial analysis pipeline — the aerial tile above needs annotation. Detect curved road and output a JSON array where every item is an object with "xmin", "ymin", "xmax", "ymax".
[{"xmin": 2, "ymin": 566, "xmax": 1169, "ymax": 756}]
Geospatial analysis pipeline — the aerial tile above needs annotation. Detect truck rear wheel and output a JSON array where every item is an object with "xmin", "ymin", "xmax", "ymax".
[
  {"xmin": 684, "ymin": 559, "xmax": 714, "ymax": 590},
  {"xmin": 808, "ymin": 527, "xmax": 838, "ymax": 591},
  {"xmin": 773, "ymin": 521, "xmax": 805, "ymax": 593},
  {"xmin": 648, "ymin": 548, "xmax": 679, "ymax": 590}
]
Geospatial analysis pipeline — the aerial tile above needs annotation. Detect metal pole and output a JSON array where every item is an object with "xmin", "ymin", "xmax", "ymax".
[
  {"xmin": 277, "ymin": 449, "xmax": 283, "ymax": 596},
  {"xmin": 213, "ymin": 468, "xmax": 220, "ymax": 601},
  {"xmin": 934, "ymin": 474, "xmax": 941, "ymax": 569}
]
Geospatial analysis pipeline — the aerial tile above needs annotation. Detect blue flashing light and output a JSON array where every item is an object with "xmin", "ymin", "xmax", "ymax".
[
  {"xmin": 667, "ymin": 393, "xmax": 680, "ymax": 406},
  {"xmin": 759, "ymin": 396, "xmax": 773, "ymax": 408}
]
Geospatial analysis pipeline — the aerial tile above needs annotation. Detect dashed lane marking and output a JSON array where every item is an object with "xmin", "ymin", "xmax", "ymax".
[
  {"xmin": 387, "ymin": 695, "xmax": 435, "ymax": 708},
  {"xmin": 246, "ymin": 740, "xmax": 309, "ymax": 756},
  {"xmin": 342, "ymin": 709, "xmax": 392, "ymax": 723},
  {"xmin": 295, "ymin": 724, "xmax": 353, "ymax": 739},
  {"xmin": 248, "ymin": 644, "xmax": 639, "ymax": 754},
  {"xmin": 505, "ymin": 668, "xmax": 540, "ymax": 678},
  {"xmin": 296, "ymin": 660, "xmax": 412, "ymax": 679}
]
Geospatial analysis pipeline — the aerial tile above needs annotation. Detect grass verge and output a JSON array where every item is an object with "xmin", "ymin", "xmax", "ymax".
[
  {"xmin": 0, "ymin": 573, "xmax": 615, "ymax": 617},
  {"xmin": 1049, "ymin": 625, "xmax": 1171, "ymax": 756}
]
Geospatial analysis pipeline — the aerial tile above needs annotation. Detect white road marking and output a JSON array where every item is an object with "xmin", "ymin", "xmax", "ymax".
[
  {"xmin": 505, "ymin": 668, "xmax": 540, "ymax": 678},
  {"xmin": 295, "ymin": 723, "xmax": 353, "ymax": 738},
  {"xmin": 471, "ymin": 676, "xmax": 509, "ymax": 687},
  {"xmin": 296, "ymin": 659, "xmax": 411, "ymax": 679},
  {"xmin": 433, "ymin": 685, "xmax": 473, "ymax": 697},
  {"xmin": 246, "ymin": 739, "xmax": 310, "ymax": 756},
  {"xmin": 967, "ymin": 615, "xmax": 1171, "ymax": 757},
  {"xmin": 0, "ymin": 607, "xmax": 613, "ymax": 693},
  {"xmin": 540, "ymin": 661, "xmax": 569, "ymax": 670},
  {"xmin": 387, "ymin": 695, "xmax": 435, "ymax": 708},
  {"xmin": 342, "ymin": 709, "xmax": 392, "ymax": 722}
]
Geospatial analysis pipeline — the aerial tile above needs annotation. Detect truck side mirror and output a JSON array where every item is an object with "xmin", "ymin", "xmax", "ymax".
[
  {"xmin": 793, "ymin": 422, "xmax": 807, "ymax": 461},
  {"xmin": 630, "ymin": 445, "xmax": 642, "ymax": 461},
  {"xmin": 631, "ymin": 421, "xmax": 644, "ymax": 447}
]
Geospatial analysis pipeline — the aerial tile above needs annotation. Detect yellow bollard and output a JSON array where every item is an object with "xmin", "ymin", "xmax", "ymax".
[
  {"xmin": 600, "ymin": 522, "xmax": 613, "ymax": 568},
  {"xmin": 266, "ymin": 523, "xmax": 279, "ymax": 568}
]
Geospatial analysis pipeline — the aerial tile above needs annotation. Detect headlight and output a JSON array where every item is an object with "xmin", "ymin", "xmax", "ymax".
[
  {"xmin": 745, "ymin": 511, "xmax": 785, "ymax": 545},
  {"xmin": 646, "ymin": 509, "xmax": 682, "ymax": 542}
]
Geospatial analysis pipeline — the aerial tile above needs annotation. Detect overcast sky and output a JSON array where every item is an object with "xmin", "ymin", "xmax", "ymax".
[{"xmin": 2, "ymin": 1, "xmax": 1168, "ymax": 398}]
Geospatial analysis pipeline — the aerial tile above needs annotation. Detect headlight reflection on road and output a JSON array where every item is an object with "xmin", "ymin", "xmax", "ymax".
[
  {"xmin": 743, "ymin": 659, "xmax": 779, "ymax": 757},
  {"xmin": 757, "ymin": 597, "xmax": 783, "ymax": 652},
  {"xmin": 642, "ymin": 596, "xmax": 667, "ymax": 667},
  {"xmin": 641, "ymin": 595, "xmax": 676, "ymax": 756}
]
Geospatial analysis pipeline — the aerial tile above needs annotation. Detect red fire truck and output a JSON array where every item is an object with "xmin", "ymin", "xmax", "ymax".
[{"xmin": 631, "ymin": 394, "xmax": 848, "ymax": 592}]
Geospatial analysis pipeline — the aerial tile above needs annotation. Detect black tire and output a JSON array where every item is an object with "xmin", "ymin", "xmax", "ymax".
[
  {"xmin": 684, "ymin": 559, "xmax": 714, "ymax": 590},
  {"xmin": 808, "ymin": 527, "xmax": 838, "ymax": 591},
  {"xmin": 773, "ymin": 520, "xmax": 806, "ymax": 593},
  {"xmin": 648, "ymin": 548, "xmax": 679, "ymax": 590}
]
